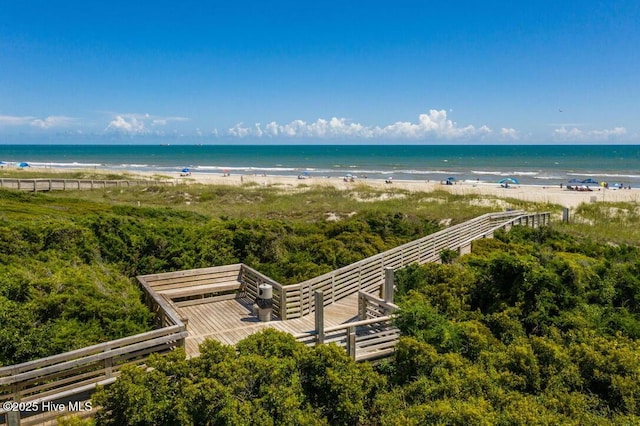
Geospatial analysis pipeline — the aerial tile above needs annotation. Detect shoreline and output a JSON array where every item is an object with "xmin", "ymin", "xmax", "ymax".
[
  {"xmin": 144, "ymin": 169, "xmax": 640, "ymax": 209},
  {"xmin": 6, "ymin": 167, "xmax": 640, "ymax": 209}
]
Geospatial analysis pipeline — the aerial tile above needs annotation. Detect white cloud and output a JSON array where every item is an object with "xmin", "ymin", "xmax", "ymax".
[
  {"xmin": 0, "ymin": 115, "xmax": 74, "ymax": 129},
  {"xmin": 105, "ymin": 115, "xmax": 148, "ymax": 134},
  {"xmin": 227, "ymin": 110, "xmax": 498, "ymax": 140},
  {"xmin": 0, "ymin": 115, "xmax": 35, "ymax": 126},
  {"xmin": 499, "ymin": 128, "xmax": 519, "ymax": 139},
  {"xmin": 30, "ymin": 116, "xmax": 75, "ymax": 129},
  {"xmin": 553, "ymin": 126, "xmax": 627, "ymax": 142},
  {"xmin": 104, "ymin": 113, "xmax": 189, "ymax": 135}
]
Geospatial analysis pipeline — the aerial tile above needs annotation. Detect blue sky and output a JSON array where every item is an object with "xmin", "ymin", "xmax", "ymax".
[{"xmin": 1, "ymin": 0, "xmax": 638, "ymax": 144}]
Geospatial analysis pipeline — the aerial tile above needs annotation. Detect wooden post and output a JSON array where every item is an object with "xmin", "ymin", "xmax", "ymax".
[
  {"xmin": 315, "ymin": 290, "xmax": 324, "ymax": 344},
  {"xmin": 280, "ymin": 289, "xmax": 287, "ymax": 320},
  {"xmin": 347, "ymin": 326, "xmax": 356, "ymax": 360},
  {"xmin": 384, "ymin": 267, "xmax": 394, "ymax": 304},
  {"xmin": 104, "ymin": 347, "xmax": 113, "ymax": 379},
  {"xmin": 6, "ymin": 410, "xmax": 20, "ymax": 426},
  {"xmin": 358, "ymin": 292, "xmax": 367, "ymax": 320},
  {"xmin": 331, "ymin": 275, "xmax": 335, "ymax": 304}
]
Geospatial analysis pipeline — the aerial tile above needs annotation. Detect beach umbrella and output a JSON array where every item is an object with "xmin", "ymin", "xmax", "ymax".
[
  {"xmin": 568, "ymin": 178, "xmax": 581, "ymax": 184},
  {"xmin": 18, "ymin": 162, "xmax": 29, "ymax": 168},
  {"xmin": 446, "ymin": 176, "xmax": 456, "ymax": 182},
  {"xmin": 181, "ymin": 167, "xmax": 190, "ymax": 173},
  {"xmin": 498, "ymin": 177, "xmax": 519, "ymax": 185}
]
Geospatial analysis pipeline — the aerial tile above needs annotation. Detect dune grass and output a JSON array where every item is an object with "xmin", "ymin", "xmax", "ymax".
[
  {"xmin": 4, "ymin": 170, "xmax": 639, "ymax": 244},
  {"xmin": 42, "ymin": 181, "xmax": 545, "ymax": 225}
]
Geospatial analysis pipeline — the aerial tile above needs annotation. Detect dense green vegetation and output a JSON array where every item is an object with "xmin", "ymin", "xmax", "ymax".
[
  {"xmin": 4, "ymin": 176, "xmax": 640, "ymax": 424},
  {"xmin": 387, "ymin": 226, "xmax": 640, "ymax": 424},
  {"xmin": 1, "ymin": 182, "xmax": 490, "ymax": 366},
  {"xmin": 93, "ymin": 330, "xmax": 383, "ymax": 426},
  {"xmin": 88, "ymin": 225, "xmax": 640, "ymax": 425}
]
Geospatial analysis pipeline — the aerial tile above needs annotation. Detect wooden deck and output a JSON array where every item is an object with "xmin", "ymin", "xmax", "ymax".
[{"xmin": 180, "ymin": 293, "xmax": 361, "ymax": 357}]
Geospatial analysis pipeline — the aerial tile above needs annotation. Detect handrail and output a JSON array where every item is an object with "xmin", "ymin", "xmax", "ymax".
[
  {"xmin": 283, "ymin": 210, "xmax": 535, "ymax": 319},
  {"xmin": 456, "ymin": 212, "xmax": 551, "ymax": 249},
  {"xmin": 0, "ymin": 178, "xmax": 174, "ymax": 192},
  {"xmin": 323, "ymin": 315, "xmax": 395, "ymax": 334},
  {"xmin": 0, "ymin": 325, "xmax": 183, "ymax": 377}
]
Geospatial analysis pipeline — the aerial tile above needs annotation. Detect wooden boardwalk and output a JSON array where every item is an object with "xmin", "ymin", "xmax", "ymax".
[
  {"xmin": 1, "ymin": 211, "xmax": 551, "ymax": 425},
  {"xmin": 181, "ymin": 293, "xmax": 361, "ymax": 357}
]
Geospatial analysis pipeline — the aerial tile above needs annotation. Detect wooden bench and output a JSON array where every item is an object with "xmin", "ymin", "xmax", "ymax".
[
  {"xmin": 158, "ymin": 281, "xmax": 247, "ymax": 308},
  {"xmin": 159, "ymin": 282, "xmax": 242, "ymax": 299}
]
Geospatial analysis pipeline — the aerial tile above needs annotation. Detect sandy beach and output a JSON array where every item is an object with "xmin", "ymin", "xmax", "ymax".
[
  {"xmin": 166, "ymin": 171, "xmax": 639, "ymax": 209},
  {"xmin": 12, "ymin": 166, "xmax": 639, "ymax": 209}
]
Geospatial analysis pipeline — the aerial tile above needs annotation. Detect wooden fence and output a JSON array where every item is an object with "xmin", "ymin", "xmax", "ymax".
[{"xmin": 0, "ymin": 178, "xmax": 173, "ymax": 192}]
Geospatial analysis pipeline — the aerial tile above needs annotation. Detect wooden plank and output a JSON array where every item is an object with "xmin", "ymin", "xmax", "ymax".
[
  {"xmin": 139, "ymin": 264, "xmax": 242, "ymax": 283},
  {"xmin": 160, "ymin": 282, "xmax": 241, "ymax": 298},
  {"xmin": 174, "ymin": 293, "xmax": 239, "ymax": 307}
]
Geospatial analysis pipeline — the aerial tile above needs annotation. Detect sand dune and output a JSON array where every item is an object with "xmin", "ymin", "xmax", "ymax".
[{"xmin": 170, "ymin": 172, "xmax": 639, "ymax": 209}]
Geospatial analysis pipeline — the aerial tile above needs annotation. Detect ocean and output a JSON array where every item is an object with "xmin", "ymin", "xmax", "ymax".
[{"xmin": 0, "ymin": 144, "xmax": 639, "ymax": 186}]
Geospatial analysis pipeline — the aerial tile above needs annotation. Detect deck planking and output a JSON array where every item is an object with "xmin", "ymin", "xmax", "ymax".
[{"xmin": 178, "ymin": 293, "xmax": 361, "ymax": 357}]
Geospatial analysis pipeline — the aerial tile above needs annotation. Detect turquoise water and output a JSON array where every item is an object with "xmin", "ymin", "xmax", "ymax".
[{"xmin": 0, "ymin": 144, "xmax": 639, "ymax": 185}]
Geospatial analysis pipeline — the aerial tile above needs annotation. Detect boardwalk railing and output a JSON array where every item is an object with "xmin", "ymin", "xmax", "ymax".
[
  {"xmin": 0, "ymin": 178, "xmax": 174, "ymax": 192},
  {"xmin": 0, "ymin": 279, "xmax": 187, "ymax": 426},
  {"xmin": 294, "ymin": 292, "xmax": 400, "ymax": 362},
  {"xmin": 293, "ymin": 211, "xmax": 550, "ymax": 361},
  {"xmin": 282, "ymin": 211, "xmax": 550, "ymax": 320}
]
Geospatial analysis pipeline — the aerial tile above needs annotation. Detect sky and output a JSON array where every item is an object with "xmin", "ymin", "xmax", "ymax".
[{"xmin": 0, "ymin": 0, "xmax": 639, "ymax": 144}]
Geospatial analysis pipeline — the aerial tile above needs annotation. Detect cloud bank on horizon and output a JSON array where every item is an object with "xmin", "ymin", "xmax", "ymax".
[{"xmin": 0, "ymin": 110, "xmax": 629, "ymax": 143}]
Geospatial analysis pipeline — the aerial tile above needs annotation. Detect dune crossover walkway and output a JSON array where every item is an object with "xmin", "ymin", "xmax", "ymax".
[{"xmin": 0, "ymin": 210, "xmax": 549, "ymax": 425}]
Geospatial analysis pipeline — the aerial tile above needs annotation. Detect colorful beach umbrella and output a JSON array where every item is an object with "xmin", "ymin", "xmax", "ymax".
[
  {"xmin": 498, "ymin": 177, "xmax": 519, "ymax": 184},
  {"xmin": 181, "ymin": 168, "xmax": 190, "ymax": 173},
  {"xmin": 18, "ymin": 162, "xmax": 29, "ymax": 168}
]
